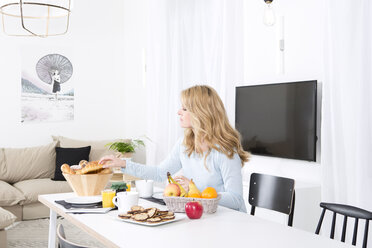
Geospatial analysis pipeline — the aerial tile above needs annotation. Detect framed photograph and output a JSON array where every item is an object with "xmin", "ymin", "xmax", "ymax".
[{"xmin": 21, "ymin": 46, "xmax": 74, "ymax": 123}]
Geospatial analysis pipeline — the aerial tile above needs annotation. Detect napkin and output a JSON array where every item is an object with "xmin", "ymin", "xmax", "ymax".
[
  {"xmin": 55, "ymin": 200, "xmax": 102, "ymax": 209},
  {"xmin": 55, "ymin": 200, "xmax": 114, "ymax": 214},
  {"xmin": 142, "ymin": 197, "xmax": 166, "ymax": 205}
]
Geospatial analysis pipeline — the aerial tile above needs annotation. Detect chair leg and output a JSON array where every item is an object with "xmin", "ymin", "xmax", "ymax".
[
  {"xmin": 250, "ymin": 206, "xmax": 256, "ymax": 216},
  {"xmin": 288, "ymin": 191, "xmax": 295, "ymax": 227},
  {"xmin": 353, "ymin": 218, "xmax": 359, "ymax": 246},
  {"xmin": 362, "ymin": 220, "xmax": 369, "ymax": 248},
  {"xmin": 330, "ymin": 212, "xmax": 337, "ymax": 239},
  {"xmin": 341, "ymin": 216, "xmax": 348, "ymax": 242},
  {"xmin": 315, "ymin": 208, "xmax": 326, "ymax": 235}
]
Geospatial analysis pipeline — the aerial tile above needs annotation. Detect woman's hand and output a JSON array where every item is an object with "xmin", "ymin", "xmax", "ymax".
[
  {"xmin": 99, "ymin": 155, "xmax": 126, "ymax": 168},
  {"xmin": 173, "ymin": 175, "xmax": 190, "ymax": 192}
]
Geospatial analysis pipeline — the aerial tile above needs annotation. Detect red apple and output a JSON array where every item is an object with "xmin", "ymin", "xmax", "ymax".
[
  {"xmin": 163, "ymin": 183, "xmax": 181, "ymax": 197},
  {"xmin": 185, "ymin": 201, "xmax": 203, "ymax": 219}
]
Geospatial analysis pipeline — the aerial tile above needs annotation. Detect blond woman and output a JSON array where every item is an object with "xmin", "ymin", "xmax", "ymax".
[{"xmin": 100, "ymin": 85, "xmax": 249, "ymax": 212}]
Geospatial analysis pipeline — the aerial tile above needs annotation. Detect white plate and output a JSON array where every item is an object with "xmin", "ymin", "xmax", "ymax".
[
  {"xmin": 65, "ymin": 196, "xmax": 102, "ymax": 205},
  {"xmin": 152, "ymin": 192, "xmax": 164, "ymax": 200},
  {"xmin": 115, "ymin": 213, "xmax": 186, "ymax": 226}
]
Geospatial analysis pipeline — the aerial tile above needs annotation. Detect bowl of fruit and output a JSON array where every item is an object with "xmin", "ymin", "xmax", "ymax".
[{"xmin": 162, "ymin": 172, "xmax": 221, "ymax": 214}]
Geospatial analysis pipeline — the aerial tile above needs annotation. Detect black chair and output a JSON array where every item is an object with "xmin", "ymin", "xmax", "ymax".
[
  {"xmin": 315, "ymin": 202, "xmax": 372, "ymax": 248},
  {"xmin": 248, "ymin": 173, "xmax": 295, "ymax": 226},
  {"xmin": 57, "ymin": 224, "xmax": 93, "ymax": 248}
]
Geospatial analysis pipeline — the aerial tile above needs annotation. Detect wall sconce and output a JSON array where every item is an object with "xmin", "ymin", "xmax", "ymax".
[
  {"xmin": 263, "ymin": 0, "xmax": 275, "ymax": 26},
  {"xmin": 0, "ymin": 0, "xmax": 72, "ymax": 37}
]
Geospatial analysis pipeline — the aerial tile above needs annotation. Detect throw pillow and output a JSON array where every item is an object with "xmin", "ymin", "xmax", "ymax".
[
  {"xmin": 13, "ymin": 178, "xmax": 72, "ymax": 204},
  {"xmin": 0, "ymin": 207, "xmax": 16, "ymax": 229},
  {"xmin": 53, "ymin": 146, "xmax": 91, "ymax": 181},
  {"xmin": 0, "ymin": 141, "xmax": 58, "ymax": 184},
  {"xmin": 0, "ymin": 180, "xmax": 25, "ymax": 206}
]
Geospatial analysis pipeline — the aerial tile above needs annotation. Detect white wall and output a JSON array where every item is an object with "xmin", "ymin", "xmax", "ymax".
[
  {"xmin": 0, "ymin": 0, "xmax": 144, "ymax": 148},
  {"xmin": 121, "ymin": 0, "xmax": 147, "ymax": 139},
  {"xmin": 240, "ymin": 0, "xmax": 324, "ymax": 185}
]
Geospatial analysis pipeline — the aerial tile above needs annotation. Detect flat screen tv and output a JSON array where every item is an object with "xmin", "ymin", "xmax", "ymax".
[{"xmin": 235, "ymin": 80, "xmax": 317, "ymax": 161}]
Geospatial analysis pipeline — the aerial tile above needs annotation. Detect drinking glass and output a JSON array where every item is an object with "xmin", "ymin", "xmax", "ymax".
[
  {"xmin": 126, "ymin": 181, "xmax": 131, "ymax": 192},
  {"xmin": 102, "ymin": 189, "xmax": 116, "ymax": 208}
]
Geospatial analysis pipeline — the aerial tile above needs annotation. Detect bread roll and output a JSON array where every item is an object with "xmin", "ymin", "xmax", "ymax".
[
  {"xmin": 61, "ymin": 164, "xmax": 75, "ymax": 174},
  {"xmin": 79, "ymin": 160, "xmax": 88, "ymax": 168},
  {"xmin": 62, "ymin": 161, "xmax": 112, "ymax": 175}
]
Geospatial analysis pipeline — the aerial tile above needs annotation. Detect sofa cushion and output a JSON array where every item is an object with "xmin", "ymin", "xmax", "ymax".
[
  {"xmin": 52, "ymin": 136, "xmax": 129, "ymax": 161},
  {"xmin": 0, "ymin": 207, "xmax": 16, "ymax": 229},
  {"xmin": 0, "ymin": 181, "xmax": 25, "ymax": 207},
  {"xmin": 0, "ymin": 141, "xmax": 58, "ymax": 184},
  {"xmin": 53, "ymin": 146, "xmax": 91, "ymax": 181},
  {"xmin": 22, "ymin": 202, "xmax": 50, "ymax": 220},
  {"xmin": 13, "ymin": 178, "xmax": 72, "ymax": 205}
]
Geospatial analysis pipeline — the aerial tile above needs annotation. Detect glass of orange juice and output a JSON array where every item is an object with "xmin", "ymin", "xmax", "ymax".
[
  {"xmin": 126, "ymin": 181, "xmax": 131, "ymax": 192},
  {"xmin": 102, "ymin": 189, "xmax": 116, "ymax": 208}
]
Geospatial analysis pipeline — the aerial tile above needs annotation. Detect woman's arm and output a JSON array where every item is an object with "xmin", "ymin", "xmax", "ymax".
[
  {"xmin": 120, "ymin": 138, "xmax": 183, "ymax": 182},
  {"xmin": 218, "ymin": 154, "xmax": 247, "ymax": 212}
]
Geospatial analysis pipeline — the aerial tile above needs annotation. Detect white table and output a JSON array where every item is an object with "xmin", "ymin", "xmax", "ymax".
[{"xmin": 39, "ymin": 192, "xmax": 352, "ymax": 248}]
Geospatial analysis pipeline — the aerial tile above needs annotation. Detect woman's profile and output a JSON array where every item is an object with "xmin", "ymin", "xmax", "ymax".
[{"xmin": 100, "ymin": 85, "xmax": 250, "ymax": 212}]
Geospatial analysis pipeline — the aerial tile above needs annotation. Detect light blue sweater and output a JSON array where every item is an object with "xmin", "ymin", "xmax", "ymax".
[{"xmin": 122, "ymin": 138, "xmax": 247, "ymax": 212}]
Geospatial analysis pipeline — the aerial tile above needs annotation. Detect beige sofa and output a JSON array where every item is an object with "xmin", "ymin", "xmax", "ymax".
[
  {"xmin": 0, "ymin": 140, "xmax": 71, "ymax": 222},
  {"xmin": 0, "ymin": 136, "xmax": 142, "ymax": 245}
]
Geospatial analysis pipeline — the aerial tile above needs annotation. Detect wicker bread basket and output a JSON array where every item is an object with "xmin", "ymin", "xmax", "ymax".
[{"xmin": 163, "ymin": 194, "xmax": 221, "ymax": 214}]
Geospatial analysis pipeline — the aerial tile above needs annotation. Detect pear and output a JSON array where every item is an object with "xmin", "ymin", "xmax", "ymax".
[{"xmin": 187, "ymin": 179, "xmax": 202, "ymax": 198}]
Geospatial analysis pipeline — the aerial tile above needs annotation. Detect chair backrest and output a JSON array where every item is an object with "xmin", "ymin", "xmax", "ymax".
[
  {"xmin": 57, "ymin": 224, "xmax": 92, "ymax": 248},
  {"xmin": 249, "ymin": 173, "xmax": 295, "ymax": 226},
  {"xmin": 315, "ymin": 202, "xmax": 372, "ymax": 248}
]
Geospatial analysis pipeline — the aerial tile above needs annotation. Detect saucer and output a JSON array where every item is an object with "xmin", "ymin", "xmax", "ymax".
[{"xmin": 152, "ymin": 192, "xmax": 164, "ymax": 200}]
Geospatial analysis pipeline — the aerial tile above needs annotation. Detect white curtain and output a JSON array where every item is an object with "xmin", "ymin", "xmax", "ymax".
[
  {"xmin": 145, "ymin": 0, "xmax": 244, "ymax": 165},
  {"xmin": 322, "ymin": 0, "xmax": 372, "ymax": 215}
]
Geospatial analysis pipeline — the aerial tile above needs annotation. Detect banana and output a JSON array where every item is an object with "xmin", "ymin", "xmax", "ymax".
[{"xmin": 167, "ymin": 172, "xmax": 187, "ymax": 197}]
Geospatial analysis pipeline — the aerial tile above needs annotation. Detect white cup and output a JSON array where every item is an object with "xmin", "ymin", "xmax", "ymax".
[
  {"xmin": 112, "ymin": 191, "xmax": 139, "ymax": 214},
  {"xmin": 135, "ymin": 180, "xmax": 154, "ymax": 198}
]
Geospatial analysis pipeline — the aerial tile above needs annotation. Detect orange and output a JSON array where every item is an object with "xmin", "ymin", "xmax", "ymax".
[
  {"xmin": 201, "ymin": 187, "xmax": 218, "ymax": 199},
  {"xmin": 188, "ymin": 192, "xmax": 201, "ymax": 198}
]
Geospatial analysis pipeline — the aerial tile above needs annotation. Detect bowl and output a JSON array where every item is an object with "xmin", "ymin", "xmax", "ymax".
[
  {"xmin": 63, "ymin": 173, "xmax": 113, "ymax": 196},
  {"xmin": 163, "ymin": 194, "xmax": 221, "ymax": 214}
]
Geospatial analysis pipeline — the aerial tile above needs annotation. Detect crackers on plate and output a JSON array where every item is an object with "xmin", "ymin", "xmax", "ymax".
[{"xmin": 118, "ymin": 206, "xmax": 175, "ymax": 224}]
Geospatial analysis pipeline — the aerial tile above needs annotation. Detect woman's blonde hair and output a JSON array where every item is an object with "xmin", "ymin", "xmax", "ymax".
[{"xmin": 181, "ymin": 85, "xmax": 250, "ymax": 167}]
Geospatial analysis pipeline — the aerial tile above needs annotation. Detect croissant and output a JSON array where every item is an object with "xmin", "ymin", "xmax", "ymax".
[
  {"xmin": 61, "ymin": 164, "xmax": 75, "ymax": 174},
  {"xmin": 98, "ymin": 168, "xmax": 112, "ymax": 174},
  {"xmin": 80, "ymin": 161, "xmax": 104, "ymax": 174}
]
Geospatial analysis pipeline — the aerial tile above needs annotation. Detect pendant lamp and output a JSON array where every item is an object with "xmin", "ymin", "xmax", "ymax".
[{"xmin": 0, "ymin": 0, "xmax": 71, "ymax": 37}]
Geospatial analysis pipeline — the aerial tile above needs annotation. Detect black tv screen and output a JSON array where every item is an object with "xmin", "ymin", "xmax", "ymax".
[{"xmin": 235, "ymin": 81, "xmax": 317, "ymax": 161}]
